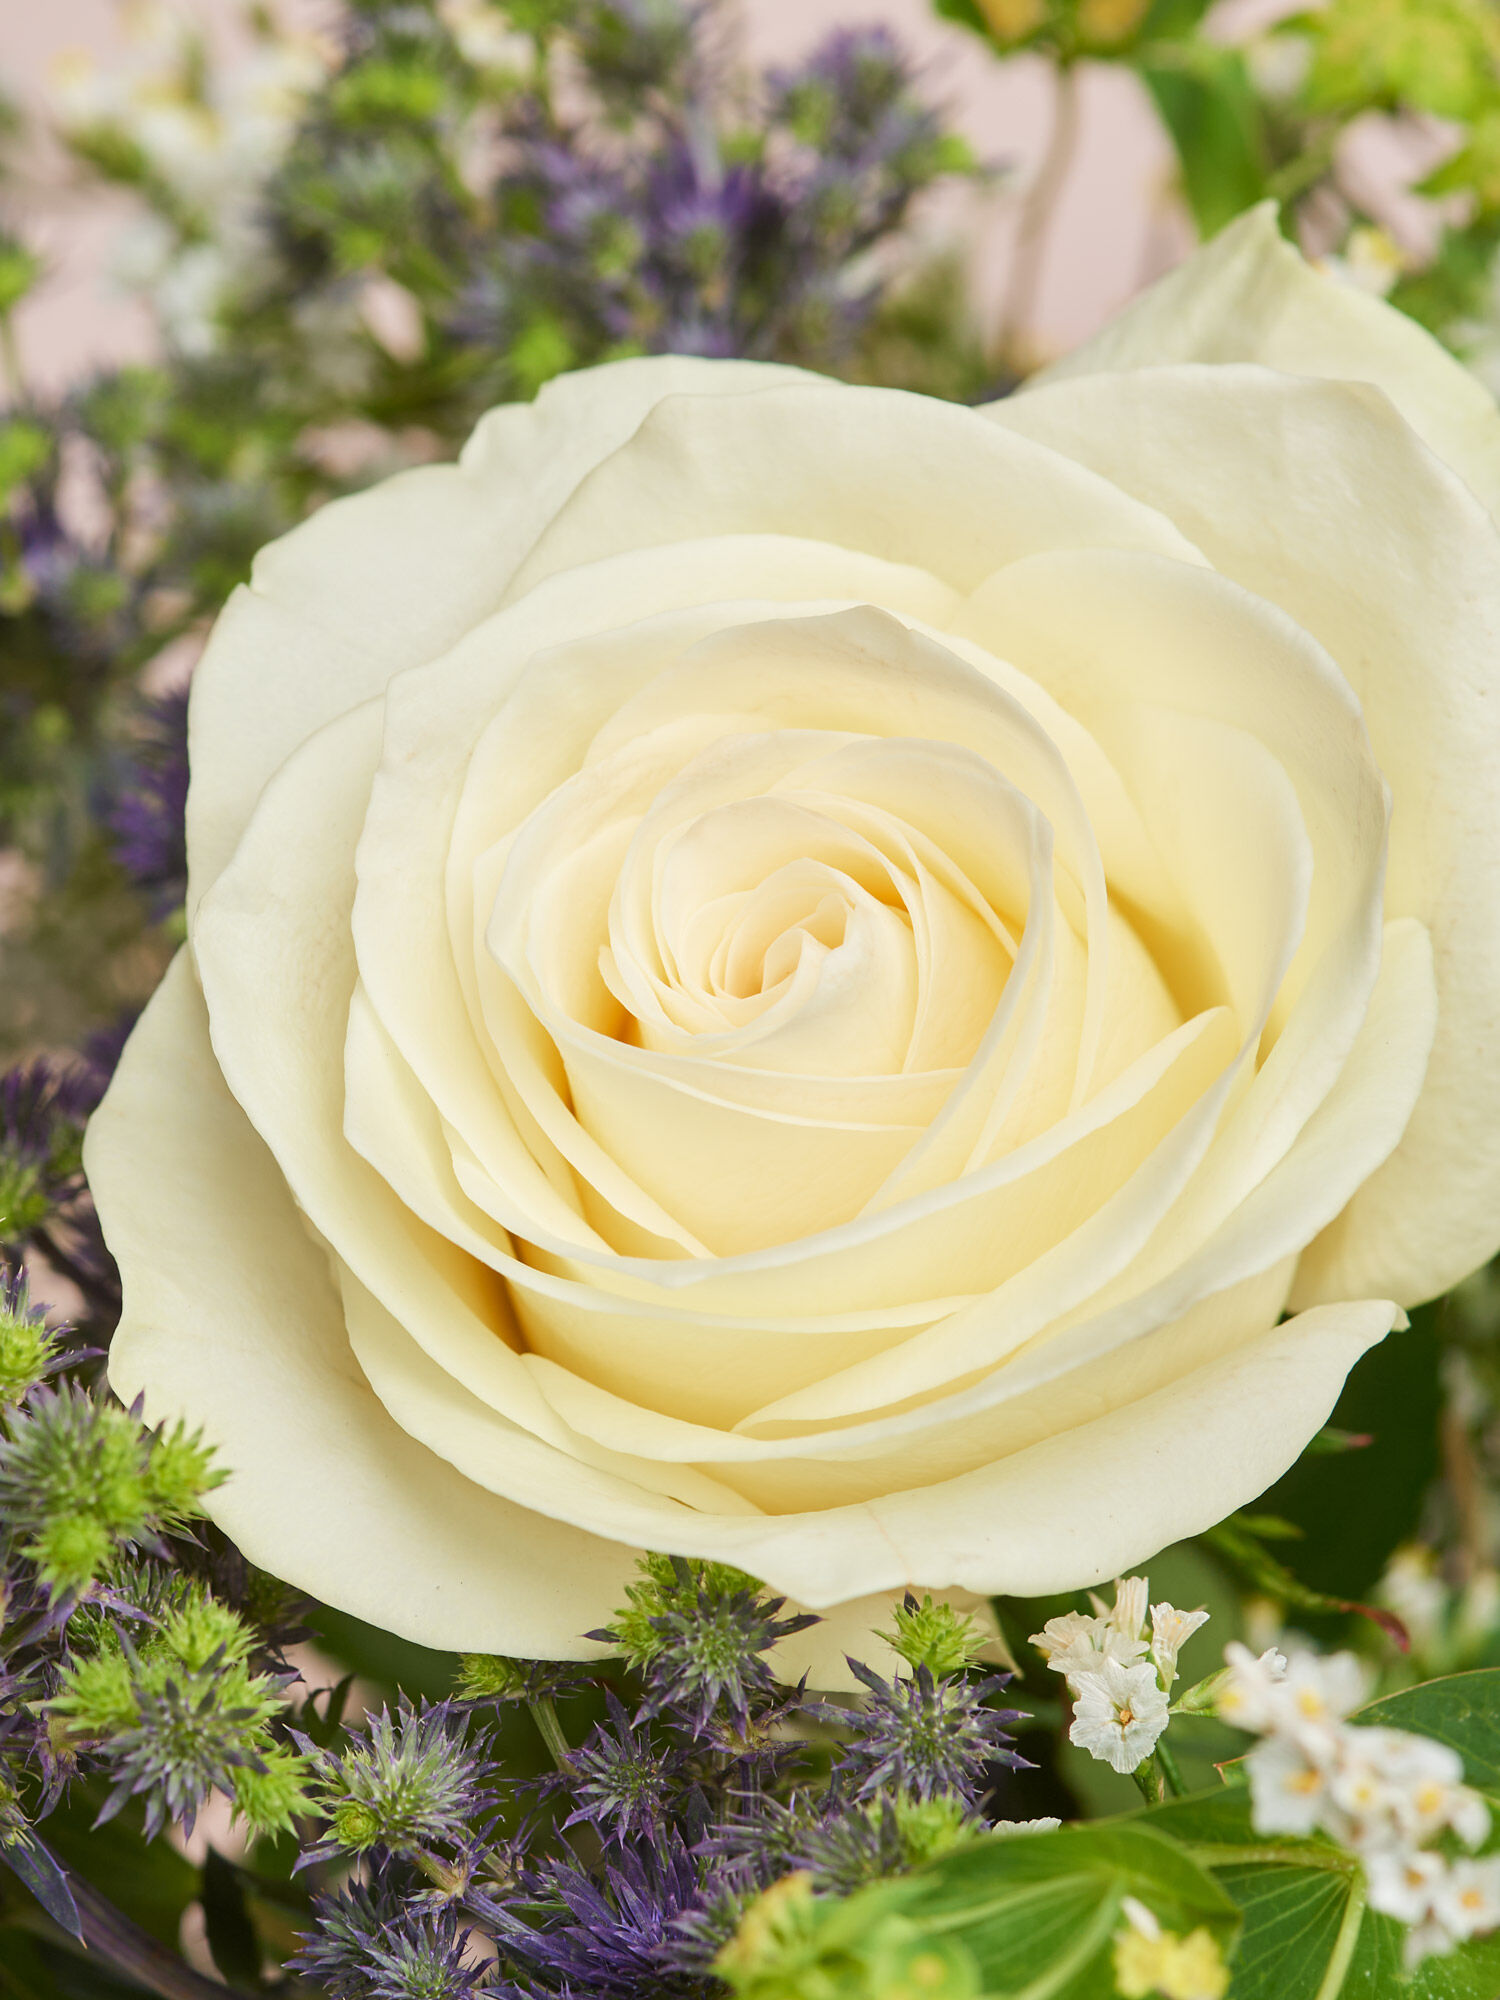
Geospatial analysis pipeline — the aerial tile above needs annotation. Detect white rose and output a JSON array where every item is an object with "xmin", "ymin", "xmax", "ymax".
[{"xmin": 88, "ymin": 207, "xmax": 1500, "ymax": 1659}]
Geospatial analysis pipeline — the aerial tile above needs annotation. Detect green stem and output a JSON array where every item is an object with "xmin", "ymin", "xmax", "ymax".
[
  {"xmin": 529, "ymin": 1695, "xmax": 571, "ymax": 1772},
  {"xmin": 3, "ymin": 1852, "xmax": 227, "ymax": 2000},
  {"xmin": 1155, "ymin": 1733, "xmax": 1186, "ymax": 1797},
  {"xmin": 1313, "ymin": 1870, "xmax": 1367, "ymax": 2000},
  {"xmin": 997, "ymin": 57, "xmax": 1081, "ymax": 373},
  {"xmin": 1181, "ymin": 1841, "xmax": 1356, "ymax": 1873},
  {"xmin": 1131, "ymin": 1755, "xmax": 1166, "ymax": 1806}
]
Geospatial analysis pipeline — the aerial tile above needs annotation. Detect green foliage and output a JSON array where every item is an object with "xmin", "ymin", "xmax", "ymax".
[
  {"xmin": 741, "ymin": 1822, "xmax": 1240, "ymax": 1998},
  {"xmin": 1293, "ymin": 0, "xmax": 1500, "ymax": 122},
  {"xmin": 716, "ymin": 1871, "xmax": 982, "ymax": 2000},
  {"xmin": 1256, "ymin": 1305, "xmax": 1445, "ymax": 1605},
  {"xmin": 49, "ymin": 1578, "xmax": 311, "ymax": 1839},
  {"xmin": 762, "ymin": 1674, "xmax": 1500, "ymax": 1997},
  {"xmin": 1140, "ymin": 42, "xmax": 1268, "ymax": 238}
]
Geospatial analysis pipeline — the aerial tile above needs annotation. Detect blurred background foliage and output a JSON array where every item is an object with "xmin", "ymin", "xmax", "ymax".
[{"xmin": 5, "ymin": 1, "xmax": 1500, "ymax": 1993}]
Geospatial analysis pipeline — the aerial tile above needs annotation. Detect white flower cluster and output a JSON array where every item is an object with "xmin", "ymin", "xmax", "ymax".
[
  {"xmin": 1222, "ymin": 1642, "xmax": 1500, "ymax": 1969},
  {"xmin": 1031, "ymin": 1576, "xmax": 1209, "ymax": 1777},
  {"xmin": 51, "ymin": 1, "xmax": 330, "ymax": 353}
]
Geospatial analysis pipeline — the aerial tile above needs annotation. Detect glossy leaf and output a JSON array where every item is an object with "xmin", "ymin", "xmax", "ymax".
[
  {"xmin": 912, "ymin": 1822, "xmax": 1240, "ymax": 1996},
  {"xmin": 1140, "ymin": 42, "xmax": 1268, "ymax": 237},
  {"xmin": 1359, "ymin": 1670, "xmax": 1500, "ymax": 1791}
]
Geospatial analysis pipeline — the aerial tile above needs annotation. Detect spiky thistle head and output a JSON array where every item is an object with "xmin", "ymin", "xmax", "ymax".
[
  {"xmin": 594, "ymin": 1554, "xmax": 817, "ymax": 1734},
  {"xmin": 0, "ymin": 1264, "xmax": 60, "ymax": 1408},
  {"xmin": 302, "ymin": 1699, "xmax": 493, "ymax": 1863},
  {"xmin": 563, "ymin": 1688, "xmax": 688, "ymax": 1846},
  {"xmin": 293, "ymin": 1880, "xmax": 495, "ymax": 2000},
  {"xmin": 825, "ymin": 1660, "xmax": 1028, "ymax": 1806}
]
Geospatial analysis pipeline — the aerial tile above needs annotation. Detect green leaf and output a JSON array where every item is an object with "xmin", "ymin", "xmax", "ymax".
[
  {"xmin": 200, "ymin": 1848, "xmax": 263, "ymax": 1991},
  {"xmin": 911, "ymin": 1822, "xmax": 1240, "ymax": 1996},
  {"xmin": 1358, "ymin": 1670, "xmax": 1500, "ymax": 1790},
  {"xmin": 1139, "ymin": 40, "xmax": 1268, "ymax": 238},
  {"xmin": 1140, "ymin": 1784, "xmax": 1500, "ymax": 1996},
  {"xmin": 1256, "ymin": 1304, "xmax": 1444, "ymax": 1605},
  {"xmin": 0, "ymin": 1838, "xmax": 82, "ymax": 1943}
]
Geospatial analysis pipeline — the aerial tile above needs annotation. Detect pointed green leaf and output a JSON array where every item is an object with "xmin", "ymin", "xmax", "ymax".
[{"xmin": 910, "ymin": 1821, "xmax": 1240, "ymax": 1997}]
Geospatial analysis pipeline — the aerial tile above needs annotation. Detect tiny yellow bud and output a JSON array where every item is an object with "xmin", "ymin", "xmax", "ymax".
[
  {"xmin": 976, "ymin": 0, "xmax": 1048, "ymax": 46},
  {"xmin": 1076, "ymin": 0, "xmax": 1150, "ymax": 47}
]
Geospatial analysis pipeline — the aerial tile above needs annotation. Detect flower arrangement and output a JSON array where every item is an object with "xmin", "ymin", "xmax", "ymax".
[{"xmin": 6, "ymin": 5, "xmax": 1500, "ymax": 1999}]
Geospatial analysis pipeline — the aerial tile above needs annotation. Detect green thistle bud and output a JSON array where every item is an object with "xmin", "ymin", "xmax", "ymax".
[
  {"xmin": 141, "ymin": 1420, "xmax": 223, "ymax": 1525},
  {"xmin": 332, "ymin": 1797, "xmax": 385, "ymax": 1851},
  {"xmin": 0, "ymin": 1284, "xmax": 55, "ymax": 1408},
  {"xmin": 230, "ymin": 1746, "xmax": 312, "ymax": 1840},
  {"xmin": 454, "ymin": 1653, "xmax": 530, "ymax": 1701},
  {"xmin": 29, "ymin": 1513, "xmax": 113, "ymax": 1597},
  {"xmin": 878, "ymin": 1595, "xmax": 987, "ymax": 1679}
]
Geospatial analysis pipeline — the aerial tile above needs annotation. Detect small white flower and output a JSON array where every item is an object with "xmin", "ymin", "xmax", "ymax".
[
  {"xmin": 1090, "ymin": 1575, "xmax": 1150, "ymax": 1644},
  {"xmin": 1069, "ymin": 1659, "xmax": 1170, "ymax": 1775},
  {"xmin": 1349, "ymin": 1727, "xmax": 1491, "ymax": 1852},
  {"xmin": 1317, "ymin": 227, "xmax": 1405, "ymax": 300},
  {"xmin": 1216, "ymin": 1641, "xmax": 1290, "ymax": 1732},
  {"xmin": 1245, "ymin": 1734, "xmax": 1335, "ymax": 1838},
  {"xmin": 1150, "ymin": 1602, "xmax": 1210, "ymax": 1687},
  {"xmin": 1433, "ymin": 1855, "xmax": 1500, "ymax": 1942},
  {"xmin": 1030, "ymin": 1608, "xmax": 1146, "ymax": 1678},
  {"xmin": 1269, "ymin": 1649, "xmax": 1368, "ymax": 1750},
  {"xmin": 993, "ymin": 1816, "xmax": 1062, "ymax": 1837},
  {"xmin": 1365, "ymin": 1846, "xmax": 1447, "ymax": 1926}
]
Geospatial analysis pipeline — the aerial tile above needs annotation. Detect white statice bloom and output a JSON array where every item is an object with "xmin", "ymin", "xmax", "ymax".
[
  {"xmin": 1069, "ymin": 1660, "xmax": 1171, "ymax": 1776},
  {"xmin": 1150, "ymin": 1602, "xmax": 1211, "ymax": 1687},
  {"xmin": 1216, "ymin": 1641, "xmax": 1291, "ymax": 1732},
  {"xmin": 1377, "ymin": 1545, "xmax": 1450, "ymax": 1659},
  {"xmin": 1365, "ymin": 1846, "xmax": 1449, "ymax": 1925},
  {"xmin": 1245, "ymin": 1733, "xmax": 1336, "ymax": 1838},
  {"xmin": 1030, "ymin": 1608, "xmax": 1146, "ymax": 1678},
  {"xmin": 992, "ymin": 1816, "xmax": 1062, "ymax": 1837},
  {"xmin": 1091, "ymin": 1574, "xmax": 1150, "ymax": 1642},
  {"xmin": 1433, "ymin": 1856, "xmax": 1500, "ymax": 1943},
  {"xmin": 1268, "ymin": 1649, "xmax": 1368, "ymax": 1750},
  {"xmin": 1346, "ymin": 1727, "xmax": 1490, "ymax": 1852},
  {"xmin": 1242, "ymin": 30, "xmax": 1312, "ymax": 103},
  {"xmin": 1364, "ymin": 1849, "xmax": 1500, "ymax": 1971}
]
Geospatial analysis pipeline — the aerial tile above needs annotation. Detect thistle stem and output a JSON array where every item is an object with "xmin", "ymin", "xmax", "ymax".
[{"xmin": 529, "ymin": 1695, "xmax": 571, "ymax": 1772}]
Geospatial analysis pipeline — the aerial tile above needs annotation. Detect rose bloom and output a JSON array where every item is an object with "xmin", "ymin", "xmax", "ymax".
[{"xmin": 89, "ymin": 208, "xmax": 1500, "ymax": 1660}]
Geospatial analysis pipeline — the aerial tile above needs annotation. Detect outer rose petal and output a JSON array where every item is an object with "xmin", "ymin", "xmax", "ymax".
[
  {"xmin": 1034, "ymin": 202, "xmax": 1500, "ymax": 523},
  {"xmin": 185, "ymin": 356, "xmax": 808, "ymax": 911},
  {"xmin": 991, "ymin": 368, "xmax": 1500, "ymax": 1306},
  {"xmin": 86, "ymin": 951, "xmax": 640, "ymax": 1656}
]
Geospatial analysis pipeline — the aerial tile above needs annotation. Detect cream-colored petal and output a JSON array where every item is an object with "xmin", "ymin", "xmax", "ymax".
[
  {"xmin": 88, "ymin": 952, "xmax": 641, "ymax": 1655},
  {"xmin": 505, "ymin": 379, "xmax": 1208, "ymax": 607},
  {"xmin": 342, "ymin": 1246, "xmax": 1396, "ymax": 1604},
  {"xmin": 993, "ymin": 368, "xmax": 1500, "ymax": 1303},
  {"xmin": 1030, "ymin": 202, "xmax": 1500, "ymax": 522},
  {"xmin": 187, "ymin": 357, "xmax": 811, "ymax": 911}
]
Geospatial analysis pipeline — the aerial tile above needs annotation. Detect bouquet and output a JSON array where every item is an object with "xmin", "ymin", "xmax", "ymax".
[{"xmin": 7, "ymin": 4, "xmax": 1500, "ymax": 1997}]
